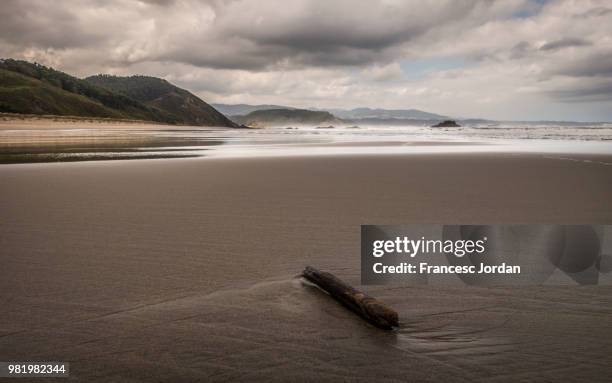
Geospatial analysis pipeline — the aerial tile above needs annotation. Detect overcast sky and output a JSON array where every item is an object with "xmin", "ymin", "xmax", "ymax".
[{"xmin": 1, "ymin": 0, "xmax": 611, "ymax": 121}]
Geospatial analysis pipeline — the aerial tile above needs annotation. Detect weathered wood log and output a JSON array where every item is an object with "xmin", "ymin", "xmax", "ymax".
[{"xmin": 302, "ymin": 266, "xmax": 399, "ymax": 330}]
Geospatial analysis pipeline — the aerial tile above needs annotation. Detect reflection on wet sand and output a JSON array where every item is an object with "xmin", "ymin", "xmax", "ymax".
[{"xmin": 0, "ymin": 126, "xmax": 225, "ymax": 163}]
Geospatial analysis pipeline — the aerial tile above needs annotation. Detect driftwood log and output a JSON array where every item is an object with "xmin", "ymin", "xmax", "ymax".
[{"xmin": 302, "ymin": 266, "xmax": 399, "ymax": 330}]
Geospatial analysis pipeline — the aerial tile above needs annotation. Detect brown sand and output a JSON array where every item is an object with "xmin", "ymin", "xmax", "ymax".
[
  {"xmin": 1, "ymin": 153, "xmax": 612, "ymax": 382},
  {"xmin": 0, "ymin": 113, "xmax": 169, "ymax": 128}
]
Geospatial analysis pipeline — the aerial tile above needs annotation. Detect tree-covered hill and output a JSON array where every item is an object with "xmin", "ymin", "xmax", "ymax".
[
  {"xmin": 0, "ymin": 59, "xmax": 236, "ymax": 127},
  {"xmin": 86, "ymin": 75, "xmax": 236, "ymax": 127}
]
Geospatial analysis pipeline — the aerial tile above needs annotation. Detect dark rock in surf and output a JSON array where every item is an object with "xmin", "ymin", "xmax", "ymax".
[{"xmin": 432, "ymin": 120, "xmax": 460, "ymax": 127}]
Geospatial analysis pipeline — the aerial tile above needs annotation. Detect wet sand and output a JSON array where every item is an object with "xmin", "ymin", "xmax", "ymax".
[
  {"xmin": 0, "ymin": 118, "xmax": 228, "ymax": 163},
  {"xmin": 1, "ymin": 153, "xmax": 612, "ymax": 381}
]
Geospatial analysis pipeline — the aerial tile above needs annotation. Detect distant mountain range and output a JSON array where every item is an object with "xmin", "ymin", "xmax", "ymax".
[
  {"xmin": 212, "ymin": 103, "xmax": 296, "ymax": 116},
  {"xmin": 0, "ymin": 59, "xmax": 236, "ymax": 127},
  {"xmin": 319, "ymin": 107, "xmax": 449, "ymax": 120},
  {"xmin": 217, "ymin": 103, "xmax": 452, "ymax": 126}
]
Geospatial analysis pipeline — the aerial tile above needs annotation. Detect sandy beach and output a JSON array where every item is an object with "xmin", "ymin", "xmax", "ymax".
[{"xmin": 1, "ymin": 146, "xmax": 612, "ymax": 381}]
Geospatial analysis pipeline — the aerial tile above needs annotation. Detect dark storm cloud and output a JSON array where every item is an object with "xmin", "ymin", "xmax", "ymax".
[
  {"xmin": 0, "ymin": 0, "xmax": 106, "ymax": 49},
  {"xmin": 138, "ymin": 0, "xmax": 177, "ymax": 5},
  {"xmin": 158, "ymin": 43, "xmax": 286, "ymax": 71},
  {"xmin": 547, "ymin": 80, "xmax": 612, "ymax": 102},
  {"xmin": 539, "ymin": 38, "xmax": 591, "ymax": 51},
  {"xmin": 543, "ymin": 49, "xmax": 612, "ymax": 104},
  {"xmin": 554, "ymin": 51, "xmax": 612, "ymax": 77},
  {"xmin": 510, "ymin": 41, "xmax": 533, "ymax": 59},
  {"xmin": 575, "ymin": 6, "xmax": 612, "ymax": 18},
  {"xmin": 216, "ymin": 2, "xmax": 474, "ymax": 51}
]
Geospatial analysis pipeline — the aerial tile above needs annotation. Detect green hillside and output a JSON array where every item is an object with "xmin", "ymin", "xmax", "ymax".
[
  {"xmin": 0, "ymin": 59, "xmax": 236, "ymax": 127},
  {"xmin": 85, "ymin": 75, "xmax": 237, "ymax": 127},
  {"xmin": 0, "ymin": 69, "xmax": 125, "ymax": 118}
]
